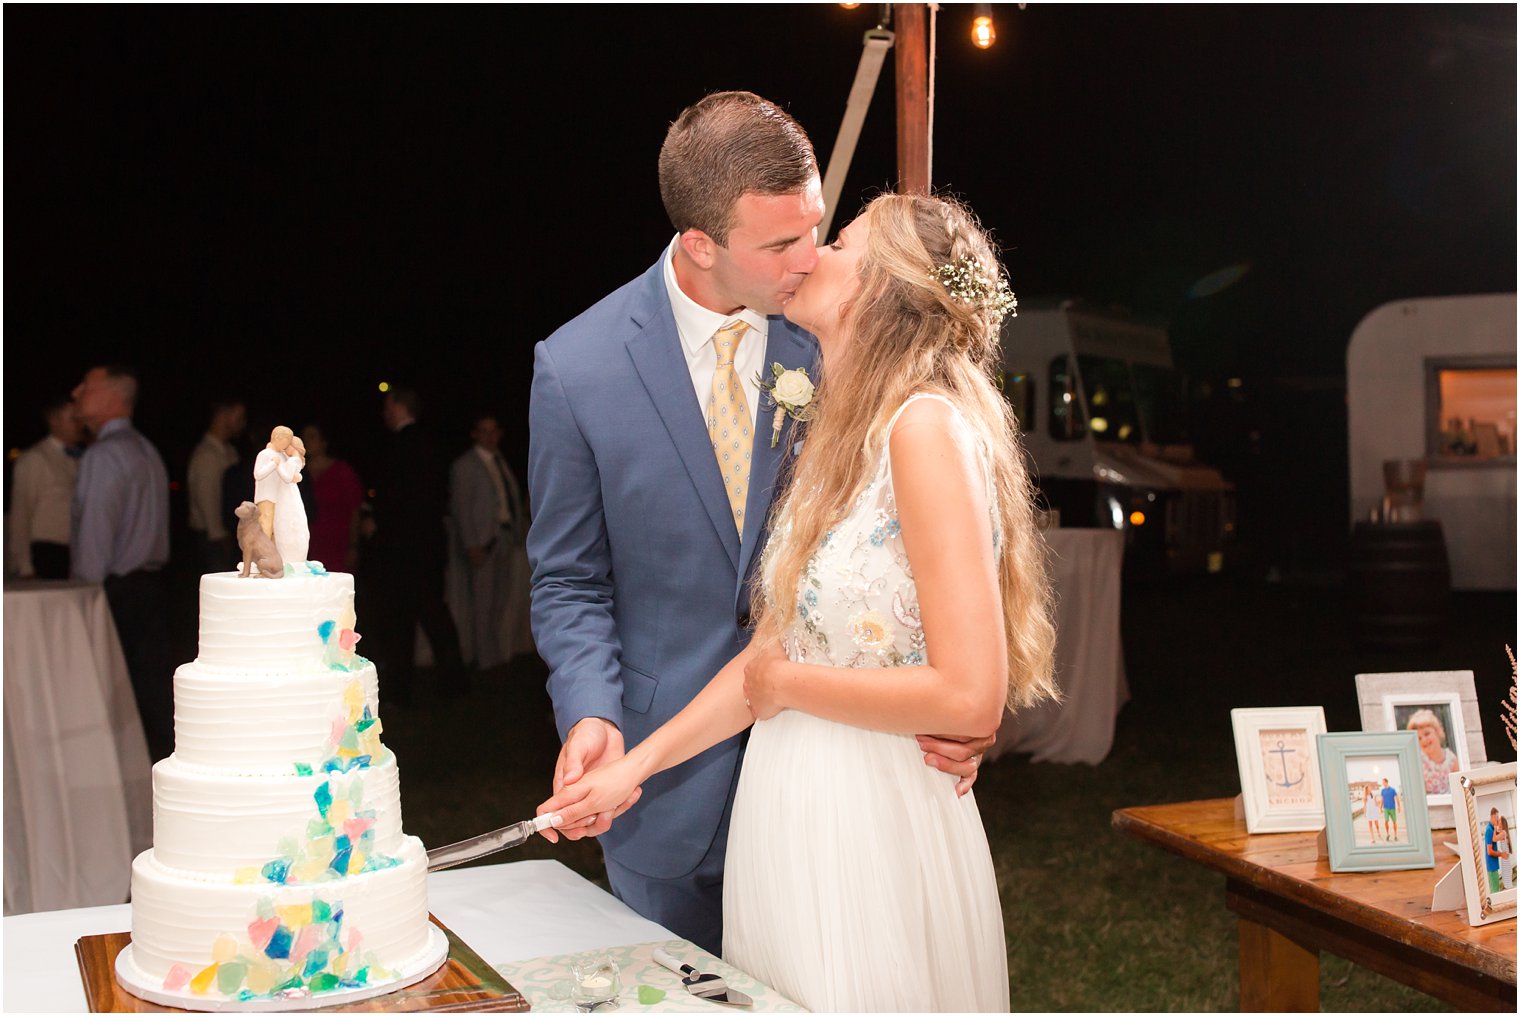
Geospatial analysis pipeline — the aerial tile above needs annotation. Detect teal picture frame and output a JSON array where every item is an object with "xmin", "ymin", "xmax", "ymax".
[{"xmin": 1317, "ymin": 731, "xmax": 1435, "ymax": 872}]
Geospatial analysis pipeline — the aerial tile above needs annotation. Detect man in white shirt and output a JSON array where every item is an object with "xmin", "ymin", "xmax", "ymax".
[
  {"xmin": 9, "ymin": 399, "xmax": 84, "ymax": 579},
  {"xmin": 186, "ymin": 398, "xmax": 246, "ymax": 573}
]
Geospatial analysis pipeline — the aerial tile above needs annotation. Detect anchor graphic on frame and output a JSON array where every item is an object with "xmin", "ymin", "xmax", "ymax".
[{"xmin": 1268, "ymin": 739, "xmax": 1305, "ymax": 789}]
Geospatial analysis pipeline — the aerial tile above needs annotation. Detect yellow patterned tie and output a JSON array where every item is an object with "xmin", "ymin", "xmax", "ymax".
[{"xmin": 707, "ymin": 320, "xmax": 753, "ymax": 537}]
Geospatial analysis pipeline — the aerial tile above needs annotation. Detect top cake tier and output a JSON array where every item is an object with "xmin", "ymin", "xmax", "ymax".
[{"xmin": 198, "ymin": 571, "xmax": 362, "ymax": 673}]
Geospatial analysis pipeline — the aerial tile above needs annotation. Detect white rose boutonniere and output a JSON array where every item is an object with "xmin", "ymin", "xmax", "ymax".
[{"xmin": 755, "ymin": 363, "xmax": 816, "ymax": 447}]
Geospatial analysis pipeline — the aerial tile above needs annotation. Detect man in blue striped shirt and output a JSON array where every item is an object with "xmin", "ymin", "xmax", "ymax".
[{"xmin": 70, "ymin": 365, "xmax": 173, "ymax": 758}]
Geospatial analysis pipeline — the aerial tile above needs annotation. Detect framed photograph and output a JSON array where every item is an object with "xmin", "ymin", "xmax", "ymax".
[
  {"xmin": 1317, "ymin": 731, "xmax": 1434, "ymax": 872},
  {"xmin": 1450, "ymin": 762, "xmax": 1518, "ymax": 926},
  {"xmin": 1230, "ymin": 707, "xmax": 1327, "ymax": 833},
  {"xmin": 1355, "ymin": 671, "xmax": 1487, "ymax": 825}
]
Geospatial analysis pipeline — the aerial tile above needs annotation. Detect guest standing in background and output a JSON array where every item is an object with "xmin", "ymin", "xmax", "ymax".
[
  {"xmin": 362, "ymin": 385, "xmax": 467, "ymax": 705},
  {"xmin": 186, "ymin": 397, "xmax": 246, "ymax": 573},
  {"xmin": 9, "ymin": 398, "xmax": 85, "ymax": 579},
  {"xmin": 301, "ymin": 422, "xmax": 363, "ymax": 570},
  {"xmin": 70, "ymin": 364, "xmax": 173, "ymax": 760},
  {"xmin": 447, "ymin": 412, "xmax": 530, "ymax": 670}
]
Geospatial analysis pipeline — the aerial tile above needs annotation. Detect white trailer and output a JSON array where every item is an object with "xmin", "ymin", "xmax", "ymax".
[
  {"xmin": 1001, "ymin": 301, "xmax": 1235, "ymax": 572},
  {"xmin": 1346, "ymin": 293, "xmax": 1517, "ymax": 591}
]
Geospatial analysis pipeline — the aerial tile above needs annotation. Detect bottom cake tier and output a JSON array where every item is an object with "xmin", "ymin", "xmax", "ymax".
[{"xmin": 118, "ymin": 836, "xmax": 436, "ymax": 1007}]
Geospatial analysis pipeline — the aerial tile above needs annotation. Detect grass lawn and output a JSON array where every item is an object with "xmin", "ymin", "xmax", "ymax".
[{"xmin": 386, "ymin": 574, "xmax": 1514, "ymax": 1011}]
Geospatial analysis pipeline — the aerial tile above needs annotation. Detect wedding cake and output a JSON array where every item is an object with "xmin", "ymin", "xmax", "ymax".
[{"xmin": 116, "ymin": 568, "xmax": 446, "ymax": 1009}]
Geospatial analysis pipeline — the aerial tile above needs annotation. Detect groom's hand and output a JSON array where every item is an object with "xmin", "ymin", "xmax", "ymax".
[
  {"xmin": 917, "ymin": 730, "xmax": 998, "ymax": 797},
  {"xmin": 547, "ymin": 717, "xmax": 625, "ymax": 842}
]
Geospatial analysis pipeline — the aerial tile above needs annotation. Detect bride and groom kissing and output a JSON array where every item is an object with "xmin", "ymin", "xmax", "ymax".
[{"xmin": 528, "ymin": 91, "xmax": 1057, "ymax": 1012}]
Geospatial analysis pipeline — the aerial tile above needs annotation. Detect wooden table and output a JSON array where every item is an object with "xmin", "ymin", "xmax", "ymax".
[{"xmin": 1113, "ymin": 798, "xmax": 1516, "ymax": 1012}]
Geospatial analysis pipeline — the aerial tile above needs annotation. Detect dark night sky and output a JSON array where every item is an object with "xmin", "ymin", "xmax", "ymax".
[{"xmin": 5, "ymin": 4, "xmax": 1515, "ymax": 530}]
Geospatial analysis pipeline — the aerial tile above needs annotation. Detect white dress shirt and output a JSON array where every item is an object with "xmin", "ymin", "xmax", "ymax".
[
  {"xmin": 474, "ymin": 445, "xmax": 512, "ymax": 525},
  {"xmin": 9, "ymin": 436, "xmax": 78, "ymax": 576},
  {"xmin": 662, "ymin": 236, "xmax": 767, "ymax": 430},
  {"xmin": 186, "ymin": 432, "xmax": 239, "ymax": 540}
]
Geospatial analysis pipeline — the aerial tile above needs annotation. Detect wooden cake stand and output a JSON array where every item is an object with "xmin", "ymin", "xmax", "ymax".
[{"xmin": 75, "ymin": 915, "xmax": 529, "ymax": 1013}]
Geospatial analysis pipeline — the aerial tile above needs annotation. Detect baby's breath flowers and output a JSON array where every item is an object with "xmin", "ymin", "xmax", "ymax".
[{"xmin": 932, "ymin": 255, "xmax": 1018, "ymax": 323}]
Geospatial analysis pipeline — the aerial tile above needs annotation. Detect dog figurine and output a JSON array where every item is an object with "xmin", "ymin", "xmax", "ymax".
[{"xmin": 235, "ymin": 501, "xmax": 285, "ymax": 578}]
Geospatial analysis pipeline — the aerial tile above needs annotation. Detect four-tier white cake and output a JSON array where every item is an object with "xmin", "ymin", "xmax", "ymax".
[{"xmin": 115, "ymin": 569, "xmax": 446, "ymax": 1009}]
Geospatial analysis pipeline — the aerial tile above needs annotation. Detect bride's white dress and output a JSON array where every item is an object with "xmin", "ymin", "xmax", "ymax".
[{"xmin": 723, "ymin": 394, "xmax": 1010, "ymax": 1012}]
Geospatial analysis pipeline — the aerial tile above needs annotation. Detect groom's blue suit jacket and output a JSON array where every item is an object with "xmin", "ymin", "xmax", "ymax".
[{"xmin": 527, "ymin": 255, "xmax": 818, "ymax": 880}]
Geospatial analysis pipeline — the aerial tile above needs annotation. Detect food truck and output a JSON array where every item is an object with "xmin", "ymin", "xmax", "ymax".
[
  {"xmin": 1000, "ymin": 300, "xmax": 1235, "ymax": 572},
  {"xmin": 1346, "ymin": 293, "xmax": 1516, "ymax": 591}
]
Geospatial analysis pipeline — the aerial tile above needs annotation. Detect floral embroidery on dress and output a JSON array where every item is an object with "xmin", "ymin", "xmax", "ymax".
[{"xmin": 763, "ymin": 394, "xmax": 997, "ymax": 674}]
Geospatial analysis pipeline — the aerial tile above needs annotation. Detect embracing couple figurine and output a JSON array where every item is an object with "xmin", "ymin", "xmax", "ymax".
[
  {"xmin": 529, "ymin": 91, "xmax": 1057, "ymax": 1012},
  {"xmin": 236, "ymin": 425, "xmax": 309, "ymax": 577}
]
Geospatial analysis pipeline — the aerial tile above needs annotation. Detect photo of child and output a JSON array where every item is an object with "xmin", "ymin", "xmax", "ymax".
[
  {"xmin": 1347, "ymin": 756, "xmax": 1407, "ymax": 846},
  {"xmin": 1392, "ymin": 702, "xmax": 1464, "ymax": 798}
]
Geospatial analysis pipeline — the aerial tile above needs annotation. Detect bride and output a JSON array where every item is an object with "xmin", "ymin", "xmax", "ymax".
[{"xmin": 539, "ymin": 192, "xmax": 1058, "ymax": 1012}]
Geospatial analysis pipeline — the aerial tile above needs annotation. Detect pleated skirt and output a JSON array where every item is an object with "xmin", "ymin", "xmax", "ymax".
[{"xmin": 723, "ymin": 709, "xmax": 1010, "ymax": 1012}]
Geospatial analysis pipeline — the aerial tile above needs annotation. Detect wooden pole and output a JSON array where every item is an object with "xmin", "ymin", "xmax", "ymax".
[{"xmin": 893, "ymin": 3, "xmax": 931, "ymax": 194}]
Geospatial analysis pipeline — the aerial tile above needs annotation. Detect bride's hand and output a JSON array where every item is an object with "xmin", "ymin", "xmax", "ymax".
[
  {"xmin": 742, "ymin": 645, "xmax": 789, "ymax": 720},
  {"xmin": 536, "ymin": 758, "xmax": 644, "ymax": 839}
]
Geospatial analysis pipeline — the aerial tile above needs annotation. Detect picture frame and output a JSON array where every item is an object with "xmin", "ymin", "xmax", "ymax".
[
  {"xmin": 1316, "ymin": 731, "xmax": 1434, "ymax": 872},
  {"xmin": 1230, "ymin": 707, "xmax": 1327, "ymax": 833},
  {"xmin": 1355, "ymin": 670, "xmax": 1487, "ymax": 827},
  {"xmin": 1450, "ymin": 762, "xmax": 1518, "ymax": 926}
]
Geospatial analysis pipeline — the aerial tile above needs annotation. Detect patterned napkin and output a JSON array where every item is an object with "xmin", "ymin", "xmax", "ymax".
[{"xmin": 494, "ymin": 938, "xmax": 807, "ymax": 1012}]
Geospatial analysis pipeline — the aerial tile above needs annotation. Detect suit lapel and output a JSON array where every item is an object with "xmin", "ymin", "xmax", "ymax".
[
  {"xmin": 735, "ymin": 319, "xmax": 820, "ymax": 586},
  {"xmin": 625, "ymin": 272, "xmax": 742, "ymax": 572}
]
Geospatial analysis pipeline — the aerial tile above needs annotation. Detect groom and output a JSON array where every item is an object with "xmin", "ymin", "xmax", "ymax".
[{"xmin": 528, "ymin": 91, "xmax": 992, "ymax": 954}]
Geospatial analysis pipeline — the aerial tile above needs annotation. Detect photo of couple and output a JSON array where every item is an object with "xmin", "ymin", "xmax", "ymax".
[
  {"xmin": 526, "ymin": 91, "xmax": 1057, "ymax": 1011},
  {"xmin": 1349, "ymin": 758, "xmax": 1408, "ymax": 847}
]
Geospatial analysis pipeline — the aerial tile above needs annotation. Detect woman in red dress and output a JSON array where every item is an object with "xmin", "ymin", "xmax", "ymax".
[{"xmin": 300, "ymin": 423, "xmax": 364, "ymax": 571}]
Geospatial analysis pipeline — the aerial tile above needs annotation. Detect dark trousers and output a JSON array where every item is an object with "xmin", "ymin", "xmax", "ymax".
[
  {"xmin": 365, "ymin": 553, "xmax": 466, "ymax": 705},
  {"xmin": 30, "ymin": 541, "xmax": 70, "ymax": 579},
  {"xmin": 600, "ymin": 747, "xmax": 742, "ymax": 957},
  {"xmin": 103, "ymin": 569, "xmax": 175, "ymax": 761},
  {"xmin": 192, "ymin": 531, "xmax": 237, "ymax": 575}
]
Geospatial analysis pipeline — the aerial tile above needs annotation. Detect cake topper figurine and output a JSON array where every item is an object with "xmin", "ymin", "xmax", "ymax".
[
  {"xmin": 252, "ymin": 425, "xmax": 310, "ymax": 569},
  {"xmin": 235, "ymin": 501, "xmax": 284, "ymax": 578}
]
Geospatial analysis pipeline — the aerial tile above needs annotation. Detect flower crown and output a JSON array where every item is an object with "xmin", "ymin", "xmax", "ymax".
[{"xmin": 932, "ymin": 255, "xmax": 1018, "ymax": 322}]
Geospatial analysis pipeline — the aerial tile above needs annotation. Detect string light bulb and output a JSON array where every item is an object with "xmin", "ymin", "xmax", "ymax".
[{"xmin": 971, "ymin": 5, "xmax": 995, "ymax": 49}]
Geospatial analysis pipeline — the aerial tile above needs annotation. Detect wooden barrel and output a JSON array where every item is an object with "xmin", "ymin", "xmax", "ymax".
[{"xmin": 1349, "ymin": 521, "xmax": 1451, "ymax": 648}]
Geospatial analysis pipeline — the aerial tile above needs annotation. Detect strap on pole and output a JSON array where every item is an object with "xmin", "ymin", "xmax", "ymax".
[{"xmin": 819, "ymin": 28, "xmax": 895, "ymax": 242}]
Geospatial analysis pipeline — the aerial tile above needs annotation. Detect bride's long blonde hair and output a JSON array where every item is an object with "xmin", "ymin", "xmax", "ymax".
[{"xmin": 752, "ymin": 193, "xmax": 1059, "ymax": 711}]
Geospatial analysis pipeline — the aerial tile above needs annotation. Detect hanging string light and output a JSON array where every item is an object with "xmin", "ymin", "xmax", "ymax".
[{"xmin": 971, "ymin": 5, "xmax": 995, "ymax": 49}]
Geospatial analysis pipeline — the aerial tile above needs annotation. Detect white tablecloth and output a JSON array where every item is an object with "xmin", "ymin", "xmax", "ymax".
[
  {"xmin": 995, "ymin": 528, "xmax": 1128, "ymax": 765},
  {"xmin": 2, "ymin": 860, "xmax": 671, "ymax": 1012},
  {"xmin": 3, "ymin": 581, "xmax": 153, "ymax": 916}
]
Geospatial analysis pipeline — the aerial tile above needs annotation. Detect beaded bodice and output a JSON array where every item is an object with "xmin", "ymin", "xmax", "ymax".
[{"xmin": 765, "ymin": 394, "xmax": 997, "ymax": 670}]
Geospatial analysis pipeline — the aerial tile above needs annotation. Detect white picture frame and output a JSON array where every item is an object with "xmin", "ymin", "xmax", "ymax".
[
  {"xmin": 1231, "ymin": 706, "xmax": 1327, "ymax": 833},
  {"xmin": 1355, "ymin": 671, "xmax": 1487, "ymax": 828},
  {"xmin": 1449, "ymin": 762, "xmax": 1518, "ymax": 926}
]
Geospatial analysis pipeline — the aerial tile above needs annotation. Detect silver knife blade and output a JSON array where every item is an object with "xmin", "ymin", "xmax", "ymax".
[{"xmin": 426, "ymin": 813, "xmax": 561, "ymax": 872}]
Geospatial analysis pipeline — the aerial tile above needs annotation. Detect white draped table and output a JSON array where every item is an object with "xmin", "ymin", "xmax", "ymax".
[
  {"xmin": 3, "ymin": 581, "xmax": 153, "ymax": 916},
  {"xmin": 994, "ymin": 528, "xmax": 1128, "ymax": 765},
  {"xmin": 5, "ymin": 861, "xmax": 697, "ymax": 1012}
]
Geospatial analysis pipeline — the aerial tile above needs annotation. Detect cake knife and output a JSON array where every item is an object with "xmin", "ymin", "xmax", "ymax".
[
  {"xmin": 426, "ymin": 813, "xmax": 562, "ymax": 872},
  {"xmin": 652, "ymin": 948, "xmax": 754, "ymax": 1008}
]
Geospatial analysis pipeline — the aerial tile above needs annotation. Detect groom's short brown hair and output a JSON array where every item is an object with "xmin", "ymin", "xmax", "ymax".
[{"xmin": 658, "ymin": 91, "xmax": 817, "ymax": 246}]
